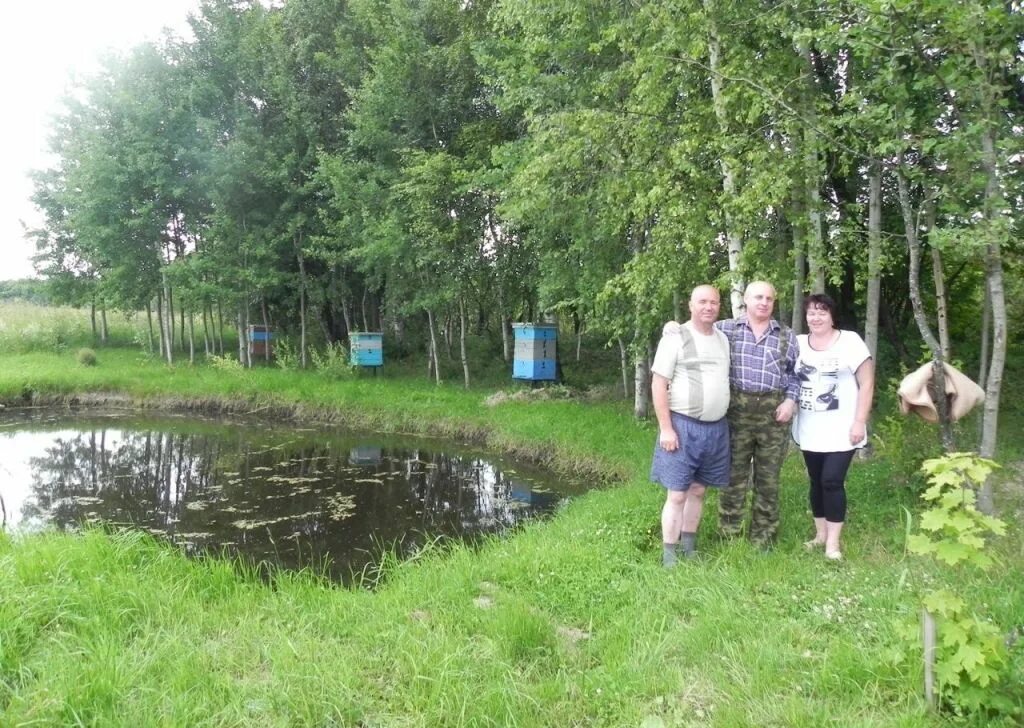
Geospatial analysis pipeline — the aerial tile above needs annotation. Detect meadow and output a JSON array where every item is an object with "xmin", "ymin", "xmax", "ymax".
[{"xmin": 0, "ymin": 303, "xmax": 1021, "ymax": 726}]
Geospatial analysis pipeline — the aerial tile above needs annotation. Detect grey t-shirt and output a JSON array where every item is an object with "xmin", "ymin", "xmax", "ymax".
[{"xmin": 651, "ymin": 322, "xmax": 730, "ymax": 421}]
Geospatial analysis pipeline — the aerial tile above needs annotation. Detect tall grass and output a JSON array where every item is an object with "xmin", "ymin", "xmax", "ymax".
[{"xmin": 0, "ymin": 302, "xmax": 141, "ymax": 352}]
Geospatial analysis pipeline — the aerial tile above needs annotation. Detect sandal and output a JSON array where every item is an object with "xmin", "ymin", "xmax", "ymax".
[
  {"xmin": 825, "ymin": 550, "xmax": 843, "ymax": 561},
  {"xmin": 803, "ymin": 539, "xmax": 825, "ymax": 550}
]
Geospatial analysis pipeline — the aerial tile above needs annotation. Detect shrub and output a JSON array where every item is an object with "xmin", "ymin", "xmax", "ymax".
[
  {"xmin": 310, "ymin": 341, "xmax": 355, "ymax": 379},
  {"xmin": 76, "ymin": 348, "xmax": 98, "ymax": 366},
  {"xmin": 903, "ymin": 453, "xmax": 1014, "ymax": 717},
  {"xmin": 208, "ymin": 353, "xmax": 244, "ymax": 372},
  {"xmin": 273, "ymin": 338, "xmax": 301, "ymax": 371}
]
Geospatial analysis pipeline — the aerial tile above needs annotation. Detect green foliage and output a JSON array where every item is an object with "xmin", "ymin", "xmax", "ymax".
[
  {"xmin": 272, "ymin": 338, "xmax": 302, "ymax": 372},
  {"xmin": 0, "ymin": 279, "xmax": 51, "ymax": 305},
  {"xmin": 906, "ymin": 453, "xmax": 1014, "ymax": 717},
  {"xmin": 309, "ymin": 341, "xmax": 355, "ymax": 379},
  {"xmin": 910, "ymin": 454, "xmax": 1006, "ymax": 568},
  {"xmin": 76, "ymin": 348, "xmax": 98, "ymax": 367},
  {"xmin": 207, "ymin": 353, "xmax": 244, "ymax": 373},
  {"xmin": 872, "ymin": 413, "xmax": 940, "ymax": 488}
]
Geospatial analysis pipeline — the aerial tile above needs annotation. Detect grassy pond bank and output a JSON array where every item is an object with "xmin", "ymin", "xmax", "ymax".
[{"xmin": 1, "ymin": 348, "xmax": 1022, "ymax": 726}]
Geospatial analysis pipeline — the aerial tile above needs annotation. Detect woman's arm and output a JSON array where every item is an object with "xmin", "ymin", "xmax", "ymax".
[{"xmin": 849, "ymin": 357, "xmax": 875, "ymax": 445}]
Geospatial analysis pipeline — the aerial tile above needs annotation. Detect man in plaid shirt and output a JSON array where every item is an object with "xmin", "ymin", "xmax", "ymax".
[{"xmin": 714, "ymin": 281, "xmax": 799, "ymax": 548}]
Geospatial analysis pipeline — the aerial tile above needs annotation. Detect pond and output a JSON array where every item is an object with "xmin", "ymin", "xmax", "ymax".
[{"xmin": 0, "ymin": 410, "xmax": 584, "ymax": 583}]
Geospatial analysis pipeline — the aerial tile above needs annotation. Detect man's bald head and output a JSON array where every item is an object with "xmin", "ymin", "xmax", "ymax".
[
  {"xmin": 689, "ymin": 284, "xmax": 721, "ymax": 332},
  {"xmin": 743, "ymin": 281, "xmax": 777, "ymax": 324}
]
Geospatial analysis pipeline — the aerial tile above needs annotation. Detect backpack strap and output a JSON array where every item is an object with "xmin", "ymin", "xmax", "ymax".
[{"xmin": 777, "ymin": 322, "xmax": 790, "ymax": 364}]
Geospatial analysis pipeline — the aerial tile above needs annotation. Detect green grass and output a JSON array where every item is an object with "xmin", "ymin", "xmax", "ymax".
[{"xmin": 1, "ymin": 341, "xmax": 1022, "ymax": 726}]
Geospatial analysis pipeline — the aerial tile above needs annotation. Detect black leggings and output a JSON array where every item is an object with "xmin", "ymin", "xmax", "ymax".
[{"xmin": 802, "ymin": 450, "xmax": 856, "ymax": 523}]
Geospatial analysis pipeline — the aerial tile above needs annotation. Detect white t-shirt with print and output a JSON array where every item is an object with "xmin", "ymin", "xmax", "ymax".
[
  {"xmin": 651, "ymin": 322, "xmax": 730, "ymax": 422},
  {"xmin": 792, "ymin": 330, "xmax": 871, "ymax": 452}
]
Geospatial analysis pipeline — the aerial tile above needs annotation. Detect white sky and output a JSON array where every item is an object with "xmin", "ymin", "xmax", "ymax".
[{"xmin": 1, "ymin": 1, "xmax": 202, "ymax": 281}]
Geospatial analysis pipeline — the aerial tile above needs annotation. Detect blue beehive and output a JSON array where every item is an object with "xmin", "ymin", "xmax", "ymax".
[
  {"xmin": 349, "ymin": 332, "xmax": 383, "ymax": 367},
  {"xmin": 512, "ymin": 323, "xmax": 558, "ymax": 381}
]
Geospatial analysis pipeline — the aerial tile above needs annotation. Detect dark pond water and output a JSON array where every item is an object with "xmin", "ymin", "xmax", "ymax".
[{"xmin": 0, "ymin": 410, "xmax": 584, "ymax": 582}]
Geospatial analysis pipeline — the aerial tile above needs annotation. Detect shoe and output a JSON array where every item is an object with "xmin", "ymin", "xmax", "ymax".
[
  {"xmin": 803, "ymin": 539, "xmax": 826, "ymax": 550},
  {"xmin": 825, "ymin": 550, "xmax": 843, "ymax": 561}
]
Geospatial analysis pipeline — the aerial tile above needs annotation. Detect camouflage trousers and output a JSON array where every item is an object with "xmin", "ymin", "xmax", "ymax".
[{"xmin": 718, "ymin": 391, "xmax": 791, "ymax": 546}]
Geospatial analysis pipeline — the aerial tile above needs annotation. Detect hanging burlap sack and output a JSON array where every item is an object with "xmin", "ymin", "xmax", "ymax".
[{"xmin": 897, "ymin": 362, "xmax": 985, "ymax": 423}]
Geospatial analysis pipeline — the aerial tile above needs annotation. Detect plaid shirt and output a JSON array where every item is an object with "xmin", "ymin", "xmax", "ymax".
[{"xmin": 715, "ymin": 316, "xmax": 799, "ymax": 400}]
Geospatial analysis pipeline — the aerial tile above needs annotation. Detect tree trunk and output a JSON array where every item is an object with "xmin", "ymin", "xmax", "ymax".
[
  {"xmin": 237, "ymin": 306, "xmax": 249, "ymax": 367},
  {"xmin": 145, "ymin": 300, "xmax": 155, "ymax": 355},
  {"xmin": 930, "ymin": 245, "xmax": 951, "ymax": 362},
  {"xmin": 100, "ymin": 306, "xmax": 108, "ymax": 344},
  {"xmin": 501, "ymin": 313, "xmax": 510, "ymax": 363},
  {"xmin": 165, "ymin": 278, "xmax": 175, "ymax": 356},
  {"xmin": 978, "ymin": 280, "xmax": 990, "ymax": 390},
  {"xmin": 161, "ymin": 272, "xmax": 174, "ymax": 365},
  {"xmin": 897, "ymin": 164, "xmax": 953, "ymax": 451},
  {"xmin": 703, "ymin": 0, "xmax": 744, "ymax": 315},
  {"xmin": 922, "ymin": 608, "xmax": 937, "ymax": 710},
  {"xmin": 261, "ymin": 298, "xmax": 271, "ymax": 363},
  {"xmin": 977, "ymin": 126, "xmax": 1007, "ymax": 515},
  {"xmin": 90, "ymin": 297, "xmax": 98, "ymax": 340},
  {"xmin": 202, "ymin": 305, "xmax": 211, "ymax": 357},
  {"xmin": 294, "ymin": 233, "xmax": 308, "ymax": 369},
  {"xmin": 618, "ymin": 337, "xmax": 629, "ymax": 399},
  {"xmin": 801, "ymin": 48, "xmax": 826, "ymax": 295},
  {"xmin": 864, "ymin": 160, "xmax": 883, "ymax": 360},
  {"xmin": 459, "ymin": 297, "xmax": 470, "ymax": 389},
  {"xmin": 633, "ymin": 330, "xmax": 650, "ymax": 420},
  {"xmin": 217, "ymin": 299, "xmax": 225, "ymax": 356},
  {"xmin": 791, "ymin": 196, "xmax": 807, "ymax": 334},
  {"xmin": 187, "ymin": 309, "xmax": 195, "ymax": 365},
  {"xmin": 922, "ymin": 201, "xmax": 950, "ymax": 361},
  {"xmin": 156, "ymin": 293, "xmax": 166, "ymax": 361},
  {"xmin": 426, "ymin": 308, "xmax": 441, "ymax": 385},
  {"xmin": 341, "ymin": 296, "xmax": 353, "ymax": 337},
  {"xmin": 444, "ymin": 314, "xmax": 454, "ymax": 360}
]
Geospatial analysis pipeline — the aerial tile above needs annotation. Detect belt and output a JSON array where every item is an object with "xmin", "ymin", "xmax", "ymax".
[{"xmin": 731, "ymin": 389, "xmax": 782, "ymax": 397}]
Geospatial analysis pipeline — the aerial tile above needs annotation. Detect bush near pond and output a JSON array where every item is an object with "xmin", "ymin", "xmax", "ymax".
[{"xmin": 76, "ymin": 348, "xmax": 97, "ymax": 366}]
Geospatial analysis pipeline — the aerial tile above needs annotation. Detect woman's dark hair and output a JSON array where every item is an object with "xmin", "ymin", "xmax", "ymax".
[{"xmin": 804, "ymin": 293, "xmax": 838, "ymax": 326}]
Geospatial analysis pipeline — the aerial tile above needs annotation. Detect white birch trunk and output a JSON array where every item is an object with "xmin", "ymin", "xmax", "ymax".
[
  {"xmin": 864, "ymin": 160, "xmax": 882, "ymax": 360},
  {"xmin": 704, "ymin": 0, "xmax": 744, "ymax": 315},
  {"xmin": 459, "ymin": 298, "xmax": 470, "ymax": 389}
]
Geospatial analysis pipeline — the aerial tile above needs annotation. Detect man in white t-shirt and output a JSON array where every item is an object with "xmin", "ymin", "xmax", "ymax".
[{"xmin": 650, "ymin": 285, "xmax": 731, "ymax": 566}]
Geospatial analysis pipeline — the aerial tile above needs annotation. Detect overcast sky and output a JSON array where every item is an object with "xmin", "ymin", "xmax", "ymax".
[{"xmin": 2, "ymin": 0, "xmax": 202, "ymax": 281}]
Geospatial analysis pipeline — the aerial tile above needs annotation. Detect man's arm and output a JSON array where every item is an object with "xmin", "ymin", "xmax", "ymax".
[{"xmin": 652, "ymin": 373, "xmax": 679, "ymax": 452}]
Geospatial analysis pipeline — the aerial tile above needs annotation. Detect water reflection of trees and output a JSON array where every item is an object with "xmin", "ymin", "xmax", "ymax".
[{"xmin": 20, "ymin": 426, "xmax": 563, "ymax": 581}]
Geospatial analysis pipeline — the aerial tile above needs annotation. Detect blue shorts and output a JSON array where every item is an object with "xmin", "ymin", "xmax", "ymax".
[{"xmin": 650, "ymin": 412, "xmax": 730, "ymax": 490}]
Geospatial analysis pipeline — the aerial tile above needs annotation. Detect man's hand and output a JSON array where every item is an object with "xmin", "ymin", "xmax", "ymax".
[
  {"xmin": 662, "ymin": 320, "xmax": 682, "ymax": 337},
  {"xmin": 659, "ymin": 427, "xmax": 679, "ymax": 452},
  {"xmin": 774, "ymin": 398, "xmax": 796, "ymax": 424}
]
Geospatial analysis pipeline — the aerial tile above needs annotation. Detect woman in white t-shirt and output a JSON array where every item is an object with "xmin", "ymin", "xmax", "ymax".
[{"xmin": 792, "ymin": 293, "xmax": 875, "ymax": 561}]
